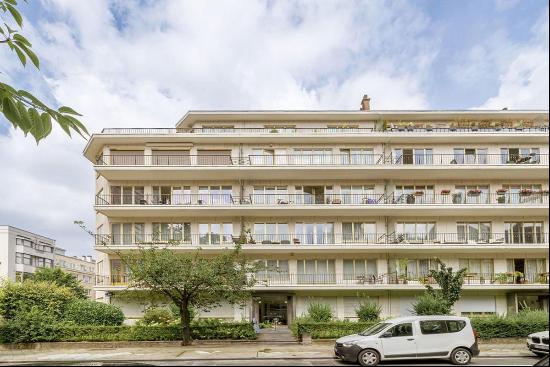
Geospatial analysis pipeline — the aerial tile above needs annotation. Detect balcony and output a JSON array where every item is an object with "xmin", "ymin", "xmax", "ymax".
[
  {"xmin": 94, "ymin": 153, "xmax": 549, "ymax": 181},
  {"xmin": 94, "ymin": 272, "xmax": 549, "ymax": 290},
  {"xmin": 93, "ymin": 232, "xmax": 548, "ymax": 255},
  {"xmin": 94, "ymin": 192, "xmax": 549, "ymax": 217}
]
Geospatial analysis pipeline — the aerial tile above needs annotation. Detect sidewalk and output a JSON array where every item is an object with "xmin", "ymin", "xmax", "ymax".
[{"xmin": 0, "ymin": 339, "xmax": 533, "ymax": 363}]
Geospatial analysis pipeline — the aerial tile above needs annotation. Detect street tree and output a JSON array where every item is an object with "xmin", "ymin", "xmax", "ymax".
[
  {"xmin": 425, "ymin": 258, "xmax": 468, "ymax": 309},
  {"xmin": 0, "ymin": 0, "xmax": 88, "ymax": 142}
]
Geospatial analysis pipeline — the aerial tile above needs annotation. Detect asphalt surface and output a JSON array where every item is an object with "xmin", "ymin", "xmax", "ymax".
[{"xmin": 0, "ymin": 356, "xmax": 542, "ymax": 366}]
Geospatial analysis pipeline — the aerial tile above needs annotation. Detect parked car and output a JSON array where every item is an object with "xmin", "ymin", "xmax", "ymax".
[
  {"xmin": 528, "ymin": 331, "xmax": 549, "ymax": 357},
  {"xmin": 334, "ymin": 316, "xmax": 479, "ymax": 366}
]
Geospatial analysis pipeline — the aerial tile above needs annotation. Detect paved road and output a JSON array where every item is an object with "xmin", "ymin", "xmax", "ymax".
[{"xmin": 0, "ymin": 356, "xmax": 541, "ymax": 366}]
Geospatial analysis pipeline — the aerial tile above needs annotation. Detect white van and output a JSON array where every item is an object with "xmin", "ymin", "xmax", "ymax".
[{"xmin": 334, "ymin": 316, "xmax": 479, "ymax": 366}]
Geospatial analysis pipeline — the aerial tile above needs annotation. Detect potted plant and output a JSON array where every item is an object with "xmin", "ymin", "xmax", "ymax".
[
  {"xmin": 425, "ymin": 124, "xmax": 433, "ymax": 132},
  {"xmin": 398, "ymin": 258, "xmax": 409, "ymax": 284},
  {"xmin": 406, "ymin": 122, "xmax": 414, "ymax": 131},
  {"xmin": 270, "ymin": 128, "xmax": 278, "ymax": 133},
  {"xmin": 494, "ymin": 273, "xmax": 509, "ymax": 284},
  {"xmin": 520, "ymin": 188, "xmax": 533, "ymax": 196},
  {"xmin": 538, "ymin": 189, "xmax": 549, "ymax": 196},
  {"xmin": 441, "ymin": 189, "xmax": 451, "ymax": 195}
]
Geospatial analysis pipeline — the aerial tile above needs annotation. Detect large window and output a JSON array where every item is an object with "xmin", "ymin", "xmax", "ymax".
[
  {"xmin": 292, "ymin": 148, "xmax": 333, "ymax": 165},
  {"xmin": 295, "ymin": 223, "xmax": 334, "ymax": 244},
  {"xmin": 110, "ymin": 186, "xmax": 144, "ymax": 205},
  {"xmin": 340, "ymin": 185, "xmax": 375, "ymax": 204},
  {"xmin": 198, "ymin": 186, "xmax": 232, "ymax": 205},
  {"xmin": 294, "ymin": 186, "xmax": 333, "ymax": 204},
  {"xmin": 393, "ymin": 148, "xmax": 433, "ymax": 165},
  {"xmin": 395, "ymin": 222, "xmax": 436, "ymax": 242},
  {"xmin": 394, "ymin": 185, "xmax": 434, "ymax": 204},
  {"xmin": 505, "ymin": 222, "xmax": 544, "ymax": 244},
  {"xmin": 343, "ymin": 259, "xmax": 377, "ymax": 280},
  {"xmin": 501, "ymin": 148, "xmax": 540, "ymax": 164},
  {"xmin": 152, "ymin": 223, "xmax": 191, "ymax": 242},
  {"xmin": 453, "ymin": 148, "xmax": 488, "ymax": 164},
  {"xmin": 342, "ymin": 222, "xmax": 376, "ymax": 243},
  {"xmin": 457, "ymin": 222, "xmax": 492, "ymax": 243},
  {"xmin": 459, "ymin": 259, "xmax": 494, "ymax": 277},
  {"xmin": 199, "ymin": 223, "xmax": 233, "ymax": 245},
  {"xmin": 501, "ymin": 184, "xmax": 543, "ymax": 204},
  {"xmin": 15, "ymin": 252, "xmax": 31, "ymax": 265},
  {"xmin": 453, "ymin": 185, "xmax": 489, "ymax": 204},
  {"xmin": 388, "ymin": 258, "xmax": 439, "ymax": 279},
  {"xmin": 252, "ymin": 186, "xmax": 288, "ymax": 204},
  {"xmin": 256, "ymin": 260, "xmax": 289, "ymax": 283},
  {"xmin": 15, "ymin": 238, "xmax": 33, "ymax": 247},
  {"xmin": 253, "ymin": 223, "xmax": 289, "ymax": 244},
  {"xmin": 152, "ymin": 186, "xmax": 192, "ymax": 205},
  {"xmin": 339, "ymin": 148, "xmax": 374, "ymax": 165},
  {"xmin": 297, "ymin": 259, "xmax": 336, "ymax": 284}
]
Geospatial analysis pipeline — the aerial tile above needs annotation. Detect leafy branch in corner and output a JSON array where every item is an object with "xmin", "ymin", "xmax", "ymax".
[{"xmin": 0, "ymin": 0, "xmax": 88, "ymax": 143}]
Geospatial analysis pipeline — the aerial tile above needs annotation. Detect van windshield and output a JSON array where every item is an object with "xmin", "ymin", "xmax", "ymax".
[{"xmin": 359, "ymin": 323, "xmax": 391, "ymax": 336}]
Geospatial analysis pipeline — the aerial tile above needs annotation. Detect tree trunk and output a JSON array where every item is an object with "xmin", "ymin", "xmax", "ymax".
[{"xmin": 180, "ymin": 299, "xmax": 192, "ymax": 346}]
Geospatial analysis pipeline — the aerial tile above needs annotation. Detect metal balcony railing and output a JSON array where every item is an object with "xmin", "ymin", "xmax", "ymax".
[
  {"xmin": 94, "ymin": 232, "xmax": 548, "ymax": 247},
  {"xmin": 95, "ymin": 192, "xmax": 549, "ymax": 206},
  {"xmin": 96, "ymin": 153, "xmax": 549, "ymax": 166},
  {"xmin": 95, "ymin": 271, "xmax": 549, "ymax": 287},
  {"xmin": 99, "ymin": 126, "xmax": 549, "ymax": 135}
]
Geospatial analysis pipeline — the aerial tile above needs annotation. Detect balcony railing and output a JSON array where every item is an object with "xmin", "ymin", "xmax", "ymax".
[
  {"xmin": 95, "ymin": 192, "xmax": 549, "ymax": 206},
  {"xmin": 95, "ymin": 271, "xmax": 549, "ymax": 287},
  {"xmin": 99, "ymin": 126, "xmax": 549, "ymax": 135},
  {"xmin": 94, "ymin": 232, "xmax": 549, "ymax": 247},
  {"xmin": 96, "ymin": 153, "xmax": 549, "ymax": 166}
]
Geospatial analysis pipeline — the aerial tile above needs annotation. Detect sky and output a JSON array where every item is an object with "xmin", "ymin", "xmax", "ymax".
[{"xmin": 0, "ymin": 0, "xmax": 548, "ymax": 255}]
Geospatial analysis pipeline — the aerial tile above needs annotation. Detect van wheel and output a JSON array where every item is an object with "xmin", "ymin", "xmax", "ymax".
[
  {"xmin": 357, "ymin": 349, "xmax": 380, "ymax": 366},
  {"xmin": 450, "ymin": 347, "xmax": 472, "ymax": 365}
]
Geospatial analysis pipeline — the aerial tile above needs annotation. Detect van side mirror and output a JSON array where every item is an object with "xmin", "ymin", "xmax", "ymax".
[{"xmin": 380, "ymin": 331, "xmax": 392, "ymax": 338}]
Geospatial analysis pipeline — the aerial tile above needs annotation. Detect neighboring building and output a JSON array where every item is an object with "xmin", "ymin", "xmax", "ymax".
[
  {"xmin": 84, "ymin": 96, "xmax": 549, "ymax": 323},
  {"xmin": 54, "ymin": 248, "xmax": 96, "ymax": 299},
  {"xmin": 0, "ymin": 225, "xmax": 56, "ymax": 281}
]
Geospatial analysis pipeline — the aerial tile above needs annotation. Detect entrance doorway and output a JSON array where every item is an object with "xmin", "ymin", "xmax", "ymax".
[{"xmin": 259, "ymin": 300, "xmax": 288, "ymax": 324}]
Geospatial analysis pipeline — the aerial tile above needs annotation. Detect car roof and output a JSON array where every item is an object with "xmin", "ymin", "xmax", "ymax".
[{"xmin": 384, "ymin": 316, "xmax": 470, "ymax": 324}]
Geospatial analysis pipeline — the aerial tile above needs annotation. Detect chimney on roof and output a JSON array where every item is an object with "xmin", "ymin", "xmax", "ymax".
[
  {"xmin": 502, "ymin": 107, "xmax": 508, "ymax": 110},
  {"xmin": 360, "ymin": 95, "xmax": 371, "ymax": 111}
]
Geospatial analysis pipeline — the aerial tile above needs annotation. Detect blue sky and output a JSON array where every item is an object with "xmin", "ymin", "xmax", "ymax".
[{"xmin": 0, "ymin": 0, "xmax": 548, "ymax": 255}]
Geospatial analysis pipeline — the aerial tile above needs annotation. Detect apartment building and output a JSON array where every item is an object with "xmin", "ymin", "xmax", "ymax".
[
  {"xmin": 54, "ymin": 248, "xmax": 96, "ymax": 299},
  {"xmin": 0, "ymin": 225, "xmax": 56, "ymax": 281},
  {"xmin": 84, "ymin": 96, "xmax": 549, "ymax": 323}
]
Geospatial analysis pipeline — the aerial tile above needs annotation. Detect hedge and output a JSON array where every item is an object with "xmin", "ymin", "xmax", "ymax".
[
  {"xmin": 290, "ymin": 321, "xmax": 376, "ymax": 339},
  {"xmin": 0, "ymin": 322, "xmax": 256, "ymax": 343}
]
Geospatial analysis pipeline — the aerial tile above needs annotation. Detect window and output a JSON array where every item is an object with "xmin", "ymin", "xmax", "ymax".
[
  {"xmin": 420, "ymin": 320, "xmax": 448, "ymax": 334},
  {"xmin": 394, "ymin": 185, "xmax": 434, "ymax": 204},
  {"xmin": 44, "ymin": 258, "xmax": 53, "ymax": 268},
  {"xmin": 340, "ymin": 186, "xmax": 375, "ymax": 204},
  {"xmin": 342, "ymin": 222, "xmax": 376, "ymax": 243},
  {"xmin": 111, "ymin": 223, "xmax": 146, "ymax": 244},
  {"xmin": 501, "ymin": 148, "xmax": 540, "ymax": 164},
  {"xmin": 250, "ymin": 148, "xmax": 276, "ymax": 165},
  {"xmin": 151, "ymin": 150, "xmax": 190, "ymax": 165},
  {"xmin": 35, "ymin": 257, "xmax": 45, "ymax": 268},
  {"xmin": 295, "ymin": 186, "xmax": 333, "ymax": 204},
  {"xmin": 292, "ymin": 148, "xmax": 332, "ymax": 165},
  {"xmin": 152, "ymin": 186, "xmax": 193, "ymax": 205},
  {"xmin": 501, "ymin": 184, "xmax": 543, "ymax": 204},
  {"xmin": 295, "ymin": 223, "xmax": 334, "ymax": 244},
  {"xmin": 453, "ymin": 148, "xmax": 488, "ymax": 164},
  {"xmin": 198, "ymin": 186, "xmax": 232, "ymax": 205},
  {"xmin": 386, "ymin": 323, "xmax": 413, "ymax": 337},
  {"xmin": 253, "ymin": 223, "xmax": 289, "ymax": 243},
  {"xmin": 16, "ymin": 238, "xmax": 33, "ymax": 247},
  {"xmin": 256, "ymin": 260, "xmax": 289, "ymax": 282},
  {"xmin": 453, "ymin": 185, "xmax": 489, "ymax": 204},
  {"xmin": 457, "ymin": 222, "xmax": 492, "ymax": 243},
  {"xmin": 446, "ymin": 320, "xmax": 467, "ymax": 332},
  {"xmin": 297, "ymin": 259, "xmax": 336, "ymax": 284},
  {"xmin": 505, "ymin": 222, "xmax": 544, "ymax": 244},
  {"xmin": 152, "ymin": 223, "xmax": 191, "ymax": 242},
  {"xmin": 110, "ymin": 186, "xmax": 145, "ymax": 205},
  {"xmin": 253, "ymin": 186, "xmax": 288, "ymax": 204},
  {"xmin": 395, "ymin": 222, "xmax": 436, "ymax": 242},
  {"xmin": 393, "ymin": 148, "xmax": 433, "ymax": 165},
  {"xmin": 388, "ymin": 258, "xmax": 438, "ymax": 279},
  {"xmin": 339, "ymin": 148, "xmax": 374, "ymax": 165},
  {"xmin": 458, "ymin": 259, "xmax": 494, "ymax": 276},
  {"xmin": 343, "ymin": 259, "xmax": 377, "ymax": 280},
  {"xmin": 199, "ymin": 223, "xmax": 233, "ymax": 245}
]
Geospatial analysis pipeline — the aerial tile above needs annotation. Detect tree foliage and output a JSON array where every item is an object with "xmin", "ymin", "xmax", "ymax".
[
  {"xmin": 412, "ymin": 292, "xmax": 452, "ymax": 315},
  {"xmin": 33, "ymin": 267, "xmax": 87, "ymax": 299},
  {"xmin": 0, "ymin": 0, "xmax": 88, "ymax": 142},
  {"xmin": 425, "ymin": 258, "xmax": 468, "ymax": 309},
  {"xmin": 123, "ymin": 246, "xmax": 259, "ymax": 345},
  {"xmin": 64, "ymin": 299, "xmax": 125, "ymax": 326}
]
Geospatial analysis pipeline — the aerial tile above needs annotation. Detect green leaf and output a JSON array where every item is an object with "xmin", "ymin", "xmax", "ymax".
[
  {"xmin": 58, "ymin": 106, "xmax": 82, "ymax": 116},
  {"xmin": 17, "ymin": 43, "xmax": 39, "ymax": 68},
  {"xmin": 56, "ymin": 115, "xmax": 72, "ymax": 136},
  {"xmin": 16, "ymin": 89, "xmax": 47, "ymax": 109},
  {"xmin": 2, "ymin": 96, "xmax": 21, "ymax": 128},
  {"xmin": 13, "ymin": 33, "xmax": 32, "ymax": 46},
  {"xmin": 41, "ymin": 112, "xmax": 52, "ymax": 138},
  {"xmin": 13, "ymin": 43, "xmax": 26, "ymax": 66},
  {"xmin": 15, "ymin": 100, "xmax": 32, "ymax": 133},
  {"xmin": 63, "ymin": 114, "xmax": 89, "ymax": 137},
  {"xmin": 5, "ymin": 3, "xmax": 23, "ymax": 27}
]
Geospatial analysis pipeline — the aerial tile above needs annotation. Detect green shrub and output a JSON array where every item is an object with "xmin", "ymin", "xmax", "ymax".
[
  {"xmin": 291, "ymin": 321, "xmax": 377, "ymax": 339},
  {"xmin": 64, "ymin": 299, "xmax": 124, "ymax": 326},
  {"xmin": 0, "ymin": 307, "xmax": 62, "ymax": 343},
  {"xmin": 412, "ymin": 292, "xmax": 452, "ymax": 315},
  {"xmin": 305, "ymin": 302, "xmax": 333, "ymax": 322},
  {"xmin": 0, "ymin": 281, "xmax": 74, "ymax": 320},
  {"xmin": 138, "ymin": 307, "xmax": 175, "ymax": 326},
  {"xmin": 355, "ymin": 298, "xmax": 382, "ymax": 322},
  {"xmin": 33, "ymin": 268, "xmax": 87, "ymax": 299},
  {"xmin": 471, "ymin": 310, "xmax": 549, "ymax": 339},
  {"xmin": 0, "ymin": 321, "xmax": 256, "ymax": 343}
]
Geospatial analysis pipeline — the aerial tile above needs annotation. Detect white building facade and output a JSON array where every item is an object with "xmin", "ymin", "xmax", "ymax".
[
  {"xmin": 84, "ymin": 101, "xmax": 549, "ymax": 323},
  {"xmin": 0, "ymin": 225, "xmax": 56, "ymax": 281},
  {"xmin": 54, "ymin": 248, "xmax": 96, "ymax": 299}
]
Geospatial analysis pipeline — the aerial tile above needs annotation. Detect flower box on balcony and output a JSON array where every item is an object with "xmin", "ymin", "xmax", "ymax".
[
  {"xmin": 539, "ymin": 190, "xmax": 550, "ymax": 196},
  {"xmin": 440, "ymin": 189, "xmax": 451, "ymax": 195},
  {"xmin": 520, "ymin": 189, "xmax": 533, "ymax": 196},
  {"xmin": 414, "ymin": 191, "xmax": 424, "ymax": 196},
  {"xmin": 467, "ymin": 189, "xmax": 482, "ymax": 196},
  {"xmin": 496, "ymin": 189, "xmax": 507, "ymax": 195}
]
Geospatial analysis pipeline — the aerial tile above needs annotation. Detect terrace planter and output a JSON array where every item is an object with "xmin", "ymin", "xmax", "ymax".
[
  {"xmin": 520, "ymin": 190, "xmax": 533, "ymax": 196},
  {"xmin": 414, "ymin": 191, "xmax": 424, "ymax": 196},
  {"xmin": 496, "ymin": 189, "xmax": 507, "ymax": 195},
  {"xmin": 441, "ymin": 189, "xmax": 451, "ymax": 195},
  {"xmin": 468, "ymin": 190, "xmax": 482, "ymax": 196}
]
